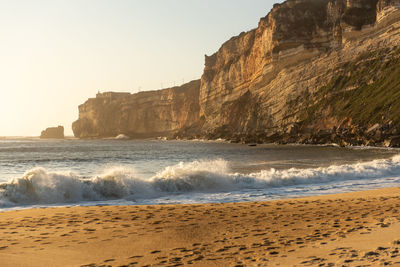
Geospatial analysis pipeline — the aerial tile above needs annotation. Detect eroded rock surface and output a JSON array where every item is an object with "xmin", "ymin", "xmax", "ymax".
[{"xmin": 73, "ymin": 0, "xmax": 400, "ymax": 146}]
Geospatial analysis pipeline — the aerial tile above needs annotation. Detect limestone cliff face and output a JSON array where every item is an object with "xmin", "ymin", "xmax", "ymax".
[
  {"xmin": 74, "ymin": 0, "xmax": 400, "ymax": 146},
  {"xmin": 72, "ymin": 80, "xmax": 200, "ymax": 138},
  {"xmin": 196, "ymin": 0, "xmax": 400, "ymax": 146},
  {"xmin": 199, "ymin": 0, "xmax": 379, "ymax": 134}
]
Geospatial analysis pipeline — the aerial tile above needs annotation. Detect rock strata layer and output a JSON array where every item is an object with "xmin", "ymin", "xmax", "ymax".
[
  {"xmin": 73, "ymin": 0, "xmax": 400, "ymax": 146},
  {"xmin": 40, "ymin": 126, "xmax": 64, "ymax": 139}
]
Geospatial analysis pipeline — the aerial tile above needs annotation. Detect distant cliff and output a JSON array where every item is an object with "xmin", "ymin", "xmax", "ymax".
[
  {"xmin": 72, "ymin": 80, "xmax": 200, "ymax": 138},
  {"xmin": 73, "ymin": 0, "xmax": 400, "ymax": 146}
]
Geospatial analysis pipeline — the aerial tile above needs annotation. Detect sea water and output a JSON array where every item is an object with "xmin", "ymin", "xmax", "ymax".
[{"xmin": 1, "ymin": 138, "xmax": 399, "ymax": 211}]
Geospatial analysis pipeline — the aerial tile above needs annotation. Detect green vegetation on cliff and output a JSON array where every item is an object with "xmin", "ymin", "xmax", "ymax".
[{"xmin": 301, "ymin": 46, "xmax": 400, "ymax": 126}]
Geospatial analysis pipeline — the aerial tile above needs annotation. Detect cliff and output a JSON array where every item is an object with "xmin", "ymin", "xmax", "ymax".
[
  {"xmin": 72, "ymin": 80, "xmax": 200, "ymax": 138},
  {"xmin": 40, "ymin": 126, "xmax": 64, "ymax": 139},
  {"xmin": 73, "ymin": 0, "xmax": 400, "ymax": 146}
]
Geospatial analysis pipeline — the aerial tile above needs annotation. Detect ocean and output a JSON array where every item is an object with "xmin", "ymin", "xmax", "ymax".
[{"xmin": 0, "ymin": 138, "xmax": 399, "ymax": 211}]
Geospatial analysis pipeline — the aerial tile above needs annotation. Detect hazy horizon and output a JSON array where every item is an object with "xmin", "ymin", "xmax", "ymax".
[{"xmin": 0, "ymin": 0, "xmax": 281, "ymax": 136}]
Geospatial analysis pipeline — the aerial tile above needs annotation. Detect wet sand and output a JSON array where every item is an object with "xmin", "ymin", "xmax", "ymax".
[{"xmin": 1, "ymin": 187, "xmax": 400, "ymax": 266}]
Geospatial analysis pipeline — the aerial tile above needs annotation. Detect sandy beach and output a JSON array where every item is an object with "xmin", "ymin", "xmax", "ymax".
[{"xmin": 1, "ymin": 187, "xmax": 400, "ymax": 266}]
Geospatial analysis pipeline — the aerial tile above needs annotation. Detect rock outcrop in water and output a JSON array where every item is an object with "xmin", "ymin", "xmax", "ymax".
[
  {"xmin": 40, "ymin": 126, "xmax": 64, "ymax": 139},
  {"xmin": 73, "ymin": 0, "xmax": 400, "ymax": 146}
]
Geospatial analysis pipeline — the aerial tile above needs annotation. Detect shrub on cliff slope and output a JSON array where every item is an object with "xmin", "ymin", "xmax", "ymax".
[{"xmin": 302, "ymin": 46, "xmax": 400, "ymax": 126}]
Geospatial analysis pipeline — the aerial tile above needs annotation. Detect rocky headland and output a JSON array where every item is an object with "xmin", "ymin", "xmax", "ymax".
[
  {"xmin": 72, "ymin": 81, "xmax": 200, "ymax": 139},
  {"xmin": 73, "ymin": 0, "xmax": 400, "ymax": 147}
]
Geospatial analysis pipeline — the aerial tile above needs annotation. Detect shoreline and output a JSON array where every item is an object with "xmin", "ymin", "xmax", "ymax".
[
  {"xmin": 1, "ymin": 135, "xmax": 399, "ymax": 149},
  {"xmin": 3, "ymin": 135, "xmax": 400, "ymax": 150},
  {"xmin": 1, "ymin": 187, "xmax": 400, "ymax": 266},
  {"xmin": 1, "ymin": 183, "xmax": 399, "ymax": 213}
]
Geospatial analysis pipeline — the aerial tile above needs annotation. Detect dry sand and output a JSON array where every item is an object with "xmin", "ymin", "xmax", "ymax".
[{"xmin": 1, "ymin": 187, "xmax": 400, "ymax": 266}]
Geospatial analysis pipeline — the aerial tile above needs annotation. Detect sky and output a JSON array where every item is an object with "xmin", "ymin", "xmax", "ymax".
[{"xmin": 0, "ymin": 0, "xmax": 281, "ymax": 136}]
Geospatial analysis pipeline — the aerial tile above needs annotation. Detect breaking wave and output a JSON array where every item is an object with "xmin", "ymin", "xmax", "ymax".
[{"xmin": 1, "ymin": 155, "xmax": 400, "ymax": 207}]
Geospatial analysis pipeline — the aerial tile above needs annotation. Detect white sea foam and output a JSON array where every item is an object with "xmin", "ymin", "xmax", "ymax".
[
  {"xmin": 0, "ymin": 167, "xmax": 153, "ymax": 207},
  {"xmin": 1, "ymin": 156, "xmax": 400, "ymax": 207}
]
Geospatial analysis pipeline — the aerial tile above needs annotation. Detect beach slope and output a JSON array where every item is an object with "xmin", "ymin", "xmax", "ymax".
[{"xmin": 1, "ymin": 187, "xmax": 400, "ymax": 266}]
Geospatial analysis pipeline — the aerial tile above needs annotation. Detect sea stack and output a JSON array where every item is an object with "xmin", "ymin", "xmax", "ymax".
[{"xmin": 40, "ymin": 126, "xmax": 65, "ymax": 139}]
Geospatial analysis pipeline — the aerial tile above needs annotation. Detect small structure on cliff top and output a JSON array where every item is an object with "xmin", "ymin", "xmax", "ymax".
[
  {"xmin": 40, "ymin": 126, "xmax": 64, "ymax": 139},
  {"xmin": 96, "ymin": 91, "xmax": 131, "ymax": 99}
]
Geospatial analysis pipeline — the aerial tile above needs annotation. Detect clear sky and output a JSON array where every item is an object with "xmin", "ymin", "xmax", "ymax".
[{"xmin": 0, "ymin": 0, "xmax": 281, "ymax": 136}]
